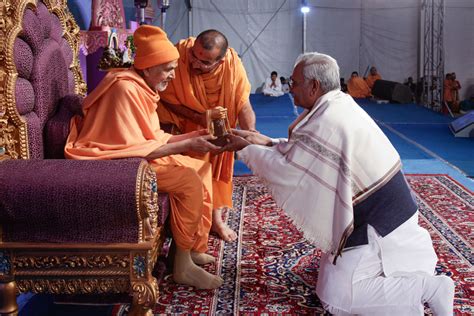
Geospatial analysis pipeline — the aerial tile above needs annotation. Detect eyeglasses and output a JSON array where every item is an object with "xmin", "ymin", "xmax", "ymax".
[
  {"xmin": 288, "ymin": 77, "xmax": 313, "ymax": 89},
  {"xmin": 189, "ymin": 48, "xmax": 222, "ymax": 70},
  {"xmin": 288, "ymin": 77, "xmax": 295, "ymax": 88}
]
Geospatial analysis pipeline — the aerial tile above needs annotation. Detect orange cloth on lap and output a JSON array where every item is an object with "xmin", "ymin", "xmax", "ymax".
[
  {"xmin": 157, "ymin": 37, "xmax": 251, "ymax": 209},
  {"xmin": 65, "ymin": 69, "xmax": 212, "ymax": 252}
]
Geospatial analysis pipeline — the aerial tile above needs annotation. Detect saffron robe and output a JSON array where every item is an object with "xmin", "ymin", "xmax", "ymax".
[
  {"xmin": 65, "ymin": 69, "xmax": 213, "ymax": 252},
  {"xmin": 348, "ymin": 77, "xmax": 371, "ymax": 98},
  {"xmin": 443, "ymin": 79, "xmax": 455, "ymax": 103},
  {"xmin": 365, "ymin": 73, "xmax": 381, "ymax": 90},
  {"xmin": 156, "ymin": 37, "xmax": 251, "ymax": 209}
]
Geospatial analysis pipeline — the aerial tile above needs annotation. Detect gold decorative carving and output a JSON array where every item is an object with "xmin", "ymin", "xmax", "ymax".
[
  {"xmin": 43, "ymin": 0, "xmax": 87, "ymax": 96},
  {"xmin": 0, "ymin": 0, "xmax": 87, "ymax": 160},
  {"xmin": 131, "ymin": 278, "xmax": 158, "ymax": 312},
  {"xmin": 13, "ymin": 254, "xmax": 129, "ymax": 270},
  {"xmin": 0, "ymin": 251, "xmax": 12, "ymax": 276},
  {"xmin": 0, "ymin": 118, "xmax": 18, "ymax": 159},
  {"xmin": 16, "ymin": 278, "xmax": 130, "ymax": 294},
  {"xmin": 136, "ymin": 162, "xmax": 160, "ymax": 242},
  {"xmin": 0, "ymin": 0, "xmax": 32, "ymax": 160}
]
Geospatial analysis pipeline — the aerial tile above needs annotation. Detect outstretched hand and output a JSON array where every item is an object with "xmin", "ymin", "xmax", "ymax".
[
  {"xmin": 231, "ymin": 129, "xmax": 272, "ymax": 146},
  {"xmin": 217, "ymin": 134, "xmax": 251, "ymax": 152}
]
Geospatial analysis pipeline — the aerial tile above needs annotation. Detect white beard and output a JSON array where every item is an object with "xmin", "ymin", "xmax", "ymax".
[{"xmin": 156, "ymin": 81, "xmax": 168, "ymax": 92}]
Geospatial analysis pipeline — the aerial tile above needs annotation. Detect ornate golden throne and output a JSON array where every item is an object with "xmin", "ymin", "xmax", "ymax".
[{"xmin": 0, "ymin": 1, "xmax": 169, "ymax": 315}]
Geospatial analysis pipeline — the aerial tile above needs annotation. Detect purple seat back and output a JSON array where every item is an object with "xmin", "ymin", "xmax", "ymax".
[{"xmin": 14, "ymin": 1, "xmax": 78, "ymax": 159}]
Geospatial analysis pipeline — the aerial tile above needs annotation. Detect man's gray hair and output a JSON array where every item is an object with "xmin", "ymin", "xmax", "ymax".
[{"xmin": 294, "ymin": 52, "xmax": 341, "ymax": 93}]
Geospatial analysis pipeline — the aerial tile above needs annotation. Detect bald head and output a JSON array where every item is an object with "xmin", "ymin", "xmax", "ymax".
[{"xmin": 196, "ymin": 29, "xmax": 228, "ymax": 59}]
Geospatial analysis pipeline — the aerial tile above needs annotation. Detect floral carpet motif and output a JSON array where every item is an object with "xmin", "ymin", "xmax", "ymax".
[{"xmin": 119, "ymin": 174, "xmax": 473, "ymax": 315}]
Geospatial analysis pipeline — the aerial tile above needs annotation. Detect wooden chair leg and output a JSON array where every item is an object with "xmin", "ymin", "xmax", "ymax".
[
  {"xmin": 0, "ymin": 278, "xmax": 18, "ymax": 316},
  {"xmin": 128, "ymin": 278, "xmax": 158, "ymax": 316}
]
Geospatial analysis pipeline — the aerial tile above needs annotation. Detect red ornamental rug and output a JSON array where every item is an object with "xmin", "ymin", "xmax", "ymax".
[{"xmin": 115, "ymin": 174, "xmax": 473, "ymax": 315}]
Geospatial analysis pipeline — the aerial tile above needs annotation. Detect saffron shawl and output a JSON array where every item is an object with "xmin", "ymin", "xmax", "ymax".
[
  {"xmin": 65, "ymin": 69, "xmax": 172, "ymax": 160},
  {"xmin": 157, "ymin": 37, "xmax": 251, "ymax": 182},
  {"xmin": 238, "ymin": 90, "xmax": 401, "ymax": 256}
]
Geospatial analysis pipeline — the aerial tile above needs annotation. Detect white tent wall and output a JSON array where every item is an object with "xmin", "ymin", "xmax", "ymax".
[
  {"xmin": 305, "ymin": 0, "xmax": 363, "ymax": 83},
  {"xmin": 162, "ymin": 0, "xmax": 472, "ymax": 98},
  {"xmin": 359, "ymin": 0, "xmax": 419, "ymax": 83},
  {"xmin": 444, "ymin": 0, "xmax": 474, "ymax": 100},
  {"xmin": 166, "ymin": 0, "xmax": 302, "ymax": 93}
]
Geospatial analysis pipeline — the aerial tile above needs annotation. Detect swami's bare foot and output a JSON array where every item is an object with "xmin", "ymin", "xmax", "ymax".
[
  {"xmin": 212, "ymin": 207, "xmax": 237, "ymax": 242},
  {"xmin": 211, "ymin": 222, "xmax": 237, "ymax": 242},
  {"xmin": 174, "ymin": 247, "xmax": 223, "ymax": 289},
  {"xmin": 173, "ymin": 262, "xmax": 222, "ymax": 289},
  {"xmin": 191, "ymin": 252, "xmax": 216, "ymax": 265}
]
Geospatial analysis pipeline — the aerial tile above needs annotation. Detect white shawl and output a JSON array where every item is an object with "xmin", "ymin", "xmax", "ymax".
[{"xmin": 238, "ymin": 90, "xmax": 401, "ymax": 256}]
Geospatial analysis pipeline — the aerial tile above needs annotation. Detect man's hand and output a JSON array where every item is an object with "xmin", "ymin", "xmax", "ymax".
[
  {"xmin": 232, "ymin": 129, "xmax": 273, "ymax": 146},
  {"xmin": 218, "ymin": 134, "xmax": 251, "ymax": 152},
  {"xmin": 186, "ymin": 135, "xmax": 221, "ymax": 153}
]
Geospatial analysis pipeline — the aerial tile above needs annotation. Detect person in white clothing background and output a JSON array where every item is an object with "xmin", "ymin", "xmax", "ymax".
[
  {"xmin": 222, "ymin": 52, "xmax": 455, "ymax": 315},
  {"xmin": 262, "ymin": 71, "xmax": 285, "ymax": 97}
]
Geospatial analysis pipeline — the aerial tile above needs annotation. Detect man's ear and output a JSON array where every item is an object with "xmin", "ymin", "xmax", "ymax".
[{"xmin": 311, "ymin": 79, "xmax": 320, "ymax": 95}]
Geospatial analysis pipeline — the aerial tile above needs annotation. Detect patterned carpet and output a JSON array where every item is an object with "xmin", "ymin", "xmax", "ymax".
[
  {"xmin": 146, "ymin": 174, "xmax": 473, "ymax": 315},
  {"xmin": 46, "ymin": 174, "xmax": 471, "ymax": 315}
]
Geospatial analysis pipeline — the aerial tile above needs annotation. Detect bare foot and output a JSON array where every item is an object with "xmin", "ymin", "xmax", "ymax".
[
  {"xmin": 174, "ymin": 247, "xmax": 223, "ymax": 289},
  {"xmin": 211, "ymin": 222, "xmax": 237, "ymax": 242},
  {"xmin": 212, "ymin": 207, "xmax": 238, "ymax": 242},
  {"xmin": 191, "ymin": 252, "xmax": 216, "ymax": 265},
  {"xmin": 173, "ymin": 263, "xmax": 223, "ymax": 289}
]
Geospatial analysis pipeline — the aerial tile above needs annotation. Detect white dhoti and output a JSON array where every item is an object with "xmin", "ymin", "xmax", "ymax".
[{"xmin": 317, "ymin": 212, "xmax": 454, "ymax": 316}]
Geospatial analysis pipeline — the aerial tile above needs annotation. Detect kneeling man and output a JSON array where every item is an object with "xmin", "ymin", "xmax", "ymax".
[{"xmin": 225, "ymin": 52, "xmax": 454, "ymax": 315}]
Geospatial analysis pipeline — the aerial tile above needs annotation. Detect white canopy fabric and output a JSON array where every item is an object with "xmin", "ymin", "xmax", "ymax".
[{"xmin": 146, "ymin": 0, "xmax": 474, "ymax": 98}]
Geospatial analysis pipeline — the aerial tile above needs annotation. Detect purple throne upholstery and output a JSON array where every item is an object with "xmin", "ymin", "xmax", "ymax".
[{"xmin": 0, "ymin": 1, "xmax": 169, "ymax": 315}]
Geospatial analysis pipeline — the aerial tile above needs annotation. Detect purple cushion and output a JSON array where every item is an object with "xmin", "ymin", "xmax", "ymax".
[
  {"xmin": 23, "ymin": 111, "xmax": 43, "ymax": 159},
  {"xmin": 0, "ymin": 159, "xmax": 145, "ymax": 243},
  {"xmin": 30, "ymin": 39, "xmax": 70, "ymax": 126},
  {"xmin": 20, "ymin": 9, "xmax": 43, "ymax": 55},
  {"xmin": 50, "ymin": 14, "xmax": 63, "ymax": 43},
  {"xmin": 44, "ymin": 94, "xmax": 83, "ymax": 159},
  {"xmin": 37, "ymin": 2, "xmax": 52, "ymax": 39},
  {"xmin": 14, "ymin": 38, "xmax": 33, "ymax": 79},
  {"xmin": 59, "ymin": 38, "xmax": 73, "ymax": 66},
  {"xmin": 158, "ymin": 193, "xmax": 170, "ymax": 227},
  {"xmin": 15, "ymin": 78, "xmax": 35, "ymax": 115}
]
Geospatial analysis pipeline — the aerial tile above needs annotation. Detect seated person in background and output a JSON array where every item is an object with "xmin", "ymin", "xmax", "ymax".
[
  {"xmin": 281, "ymin": 76, "xmax": 290, "ymax": 93},
  {"xmin": 340, "ymin": 77, "xmax": 348, "ymax": 93},
  {"xmin": 348, "ymin": 71, "xmax": 371, "ymax": 98},
  {"xmin": 263, "ymin": 71, "xmax": 285, "ymax": 97},
  {"xmin": 365, "ymin": 66, "xmax": 382, "ymax": 91},
  {"xmin": 65, "ymin": 25, "xmax": 223, "ymax": 289},
  {"xmin": 223, "ymin": 52, "xmax": 455, "ymax": 316}
]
